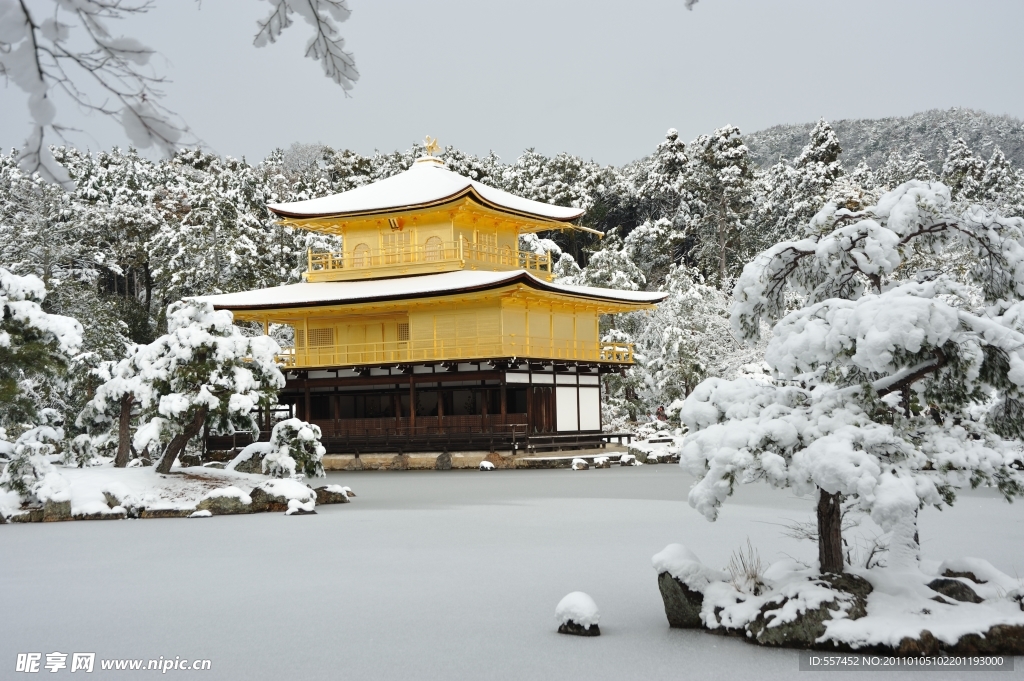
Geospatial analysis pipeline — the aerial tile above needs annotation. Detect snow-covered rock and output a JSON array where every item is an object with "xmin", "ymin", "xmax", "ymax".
[
  {"xmin": 652, "ymin": 544, "xmax": 727, "ymax": 628},
  {"xmin": 196, "ymin": 486, "xmax": 252, "ymax": 515},
  {"xmin": 571, "ymin": 458, "xmax": 589, "ymax": 471},
  {"xmin": 250, "ymin": 478, "xmax": 316, "ymax": 513},
  {"xmin": 618, "ymin": 453, "xmax": 636, "ymax": 466},
  {"xmin": 593, "ymin": 456, "xmax": 610, "ymax": 469},
  {"xmin": 652, "ymin": 544, "xmax": 1024, "ymax": 654},
  {"xmin": 479, "ymin": 461, "xmax": 495, "ymax": 471},
  {"xmin": 227, "ymin": 442, "xmax": 273, "ymax": 474},
  {"xmin": 314, "ymin": 484, "xmax": 351, "ymax": 504},
  {"xmin": 555, "ymin": 592, "xmax": 601, "ymax": 636}
]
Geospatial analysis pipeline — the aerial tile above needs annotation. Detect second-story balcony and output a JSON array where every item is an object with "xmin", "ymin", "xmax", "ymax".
[
  {"xmin": 304, "ymin": 240, "xmax": 553, "ymax": 282},
  {"xmin": 277, "ymin": 336, "xmax": 634, "ymax": 369}
]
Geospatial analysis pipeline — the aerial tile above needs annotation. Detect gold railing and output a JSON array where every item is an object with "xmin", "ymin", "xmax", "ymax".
[
  {"xmin": 277, "ymin": 335, "xmax": 633, "ymax": 368},
  {"xmin": 306, "ymin": 241, "xmax": 552, "ymax": 280}
]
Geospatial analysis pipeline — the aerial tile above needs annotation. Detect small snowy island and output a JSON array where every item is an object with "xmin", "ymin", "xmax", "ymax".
[{"xmin": 556, "ymin": 592, "xmax": 601, "ymax": 637}]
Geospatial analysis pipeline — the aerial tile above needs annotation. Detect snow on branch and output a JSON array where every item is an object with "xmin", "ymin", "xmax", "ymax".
[
  {"xmin": 1, "ymin": 0, "xmax": 359, "ymax": 184},
  {"xmin": 732, "ymin": 181, "xmax": 1024, "ymax": 341},
  {"xmin": 253, "ymin": 0, "xmax": 358, "ymax": 90}
]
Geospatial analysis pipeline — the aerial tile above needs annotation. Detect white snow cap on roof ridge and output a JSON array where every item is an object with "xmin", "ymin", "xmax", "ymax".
[
  {"xmin": 267, "ymin": 156, "xmax": 584, "ymax": 221},
  {"xmin": 194, "ymin": 269, "xmax": 668, "ymax": 311}
]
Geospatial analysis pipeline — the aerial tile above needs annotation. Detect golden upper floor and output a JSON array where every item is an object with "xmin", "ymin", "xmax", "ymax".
[{"xmin": 269, "ymin": 155, "xmax": 600, "ymax": 283}]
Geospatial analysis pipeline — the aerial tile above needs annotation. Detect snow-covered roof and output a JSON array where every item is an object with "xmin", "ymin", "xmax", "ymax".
[
  {"xmin": 267, "ymin": 156, "xmax": 585, "ymax": 222},
  {"xmin": 196, "ymin": 270, "xmax": 667, "ymax": 312}
]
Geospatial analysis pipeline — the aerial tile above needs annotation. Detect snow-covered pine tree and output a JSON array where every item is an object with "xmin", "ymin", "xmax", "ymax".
[
  {"xmin": 680, "ymin": 181, "xmax": 1024, "ymax": 574},
  {"xmin": 576, "ymin": 235, "xmax": 645, "ymax": 291},
  {"xmin": 874, "ymin": 149, "xmax": 936, "ymax": 190},
  {"xmin": 978, "ymin": 147, "xmax": 1024, "ymax": 219},
  {"xmin": 0, "ymin": 270, "xmax": 82, "ymax": 502},
  {"xmin": 638, "ymin": 129, "xmax": 689, "ymax": 223},
  {"xmin": 756, "ymin": 119, "xmax": 844, "ymax": 248},
  {"xmin": 76, "ymin": 354, "xmax": 141, "ymax": 467},
  {"xmin": 0, "ymin": 268, "xmax": 83, "ymax": 428},
  {"xmin": 148, "ymin": 150, "xmax": 294, "ymax": 306},
  {"xmin": 130, "ymin": 301, "xmax": 284, "ymax": 474},
  {"xmin": 637, "ymin": 265, "xmax": 764, "ymax": 407},
  {"xmin": 261, "ymin": 418, "xmax": 326, "ymax": 478},
  {"xmin": 940, "ymin": 137, "xmax": 985, "ymax": 202},
  {"xmin": 682, "ymin": 125, "xmax": 756, "ymax": 286}
]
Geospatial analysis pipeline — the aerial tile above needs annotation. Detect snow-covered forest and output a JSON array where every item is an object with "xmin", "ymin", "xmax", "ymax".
[{"xmin": 4, "ymin": 111, "xmax": 1024, "ymax": 454}]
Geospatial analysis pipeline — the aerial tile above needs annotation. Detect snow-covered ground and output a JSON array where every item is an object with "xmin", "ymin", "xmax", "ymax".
[{"xmin": 1, "ymin": 466, "xmax": 1021, "ymax": 680}]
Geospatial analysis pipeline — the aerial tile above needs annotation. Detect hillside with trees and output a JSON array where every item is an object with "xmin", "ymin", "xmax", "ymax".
[{"xmin": 746, "ymin": 108, "xmax": 1024, "ymax": 171}]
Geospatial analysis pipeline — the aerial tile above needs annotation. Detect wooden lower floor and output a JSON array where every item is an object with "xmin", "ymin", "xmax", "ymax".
[{"xmin": 208, "ymin": 360, "xmax": 619, "ymax": 454}]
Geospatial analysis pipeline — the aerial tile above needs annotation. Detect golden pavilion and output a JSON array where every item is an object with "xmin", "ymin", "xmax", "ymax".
[{"xmin": 200, "ymin": 143, "xmax": 665, "ymax": 454}]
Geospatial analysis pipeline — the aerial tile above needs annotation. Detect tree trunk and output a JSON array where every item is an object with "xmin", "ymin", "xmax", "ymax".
[
  {"xmin": 887, "ymin": 511, "xmax": 921, "ymax": 568},
  {"xmin": 114, "ymin": 393, "xmax": 134, "ymax": 468},
  {"xmin": 143, "ymin": 261, "xmax": 153, "ymax": 319},
  {"xmin": 155, "ymin": 406, "xmax": 209, "ymax": 474},
  {"xmin": 817, "ymin": 488, "xmax": 844, "ymax": 574},
  {"xmin": 718, "ymin": 196, "xmax": 728, "ymax": 283}
]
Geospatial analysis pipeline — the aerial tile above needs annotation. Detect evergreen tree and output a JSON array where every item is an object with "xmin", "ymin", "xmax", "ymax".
[
  {"xmin": 129, "ymin": 301, "xmax": 285, "ymax": 474},
  {"xmin": 684, "ymin": 181, "xmax": 1024, "ymax": 574},
  {"xmin": 874, "ymin": 149, "xmax": 936, "ymax": 189},
  {"xmin": 0, "ymin": 269, "xmax": 82, "ymax": 428},
  {"xmin": 756, "ymin": 119, "xmax": 844, "ymax": 248},
  {"xmin": 940, "ymin": 137, "xmax": 985, "ymax": 201},
  {"xmin": 632, "ymin": 129, "xmax": 688, "ymax": 224},
  {"xmin": 682, "ymin": 125, "xmax": 756, "ymax": 286}
]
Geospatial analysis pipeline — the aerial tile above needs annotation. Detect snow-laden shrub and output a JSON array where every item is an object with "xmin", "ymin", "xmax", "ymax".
[
  {"xmin": 0, "ymin": 268, "xmax": 83, "ymax": 428},
  {"xmin": 67, "ymin": 433, "xmax": 96, "ymax": 467},
  {"xmin": 261, "ymin": 418, "xmax": 325, "ymax": 479},
  {"xmin": 0, "ymin": 425, "xmax": 69, "ymax": 505}
]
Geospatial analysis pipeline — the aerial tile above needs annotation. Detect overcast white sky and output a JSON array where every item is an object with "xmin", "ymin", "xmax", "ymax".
[{"xmin": 3, "ymin": 0, "xmax": 1024, "ymax": 166}]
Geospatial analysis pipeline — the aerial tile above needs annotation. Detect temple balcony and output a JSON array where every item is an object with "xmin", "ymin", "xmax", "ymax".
[
  {"xmin": 304, "ymin": 241, "xmax": 553, "ymax": 282},
  {"xmin": 277, "ymin": 336, "xmax": 634, "ymax": 369}
]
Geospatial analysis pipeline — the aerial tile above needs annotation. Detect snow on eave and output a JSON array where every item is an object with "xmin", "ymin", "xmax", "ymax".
[
  {"xmin": 194, "ymin": 270, "xmax": 666, "ymax": 313},
  {"xmin": 266, "ymin": 160, "xmax": 586, "ymax": 224}
]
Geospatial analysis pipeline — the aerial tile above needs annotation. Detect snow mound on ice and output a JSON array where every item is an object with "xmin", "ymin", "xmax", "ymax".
[
  {"xmin": 479, "ymin": 461, "xmax": 495, "ymax": 471},
  {"xmin": 555, "ymin": 592, "xmax": 600, "ymax": 628},
  {"xmin": 286, "ymin": 498, "xmax": 315, "ymax": 515}
]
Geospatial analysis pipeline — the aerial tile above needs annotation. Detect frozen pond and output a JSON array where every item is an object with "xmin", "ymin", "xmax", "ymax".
[{"xmin": 2, "ymin": 465, "xmax": 1022, "ymax": 679}]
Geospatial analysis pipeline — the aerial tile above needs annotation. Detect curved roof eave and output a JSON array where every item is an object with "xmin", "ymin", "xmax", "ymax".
[
  {"xmin": 196, "ymin": 270, "xmax": 666, "ymax": 313},
  {"xmin": 268, "ymin": 186, "xmax": 584, "ymax": 224}
]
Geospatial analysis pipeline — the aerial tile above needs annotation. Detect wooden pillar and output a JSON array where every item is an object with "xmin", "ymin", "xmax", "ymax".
[
  {"xmin": 303, "ymin": 381, "xmax": 311, "ymax": 423},
  {"xmin": 500, "ymin": 381, "xmax": 507, "ymax": 416},
  {"xmin": 403, "ymin": 374, "xmax": 411, "ymax": 432}
]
